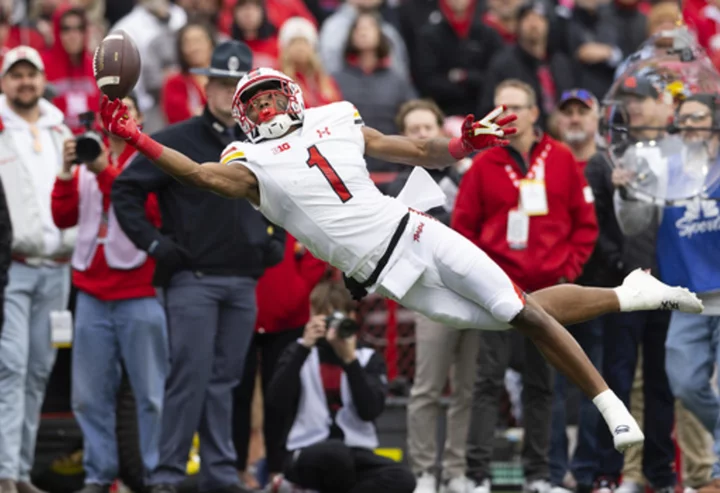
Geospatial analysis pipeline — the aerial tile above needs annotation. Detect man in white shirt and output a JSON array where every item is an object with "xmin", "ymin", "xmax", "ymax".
[{"xmin": 0, "ymin": 46, "xmax": 76, "ymax": 493}]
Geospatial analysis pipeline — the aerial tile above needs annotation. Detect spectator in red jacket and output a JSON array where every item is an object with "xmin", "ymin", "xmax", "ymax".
[
  {"xmin": 42, "ymin": 5, "xmax": 100, "ymax": 134},
  {"xmin": 231, "ymin": 0, "xmax": 279, "ymax": 69},
  {"xmin": 454, "ymin": 79, "xmax": 598, "ymax": 493},
  {"xmin": 232, "ymin": 232, "xmax": 327, "ymax": 488},
  {"xmin": 161, "ymin": 21, "xmax": 216, "ymax": 125},
  {"xmin": 51, "ymin": 94, "xmax": 168, "ymax": 493}
]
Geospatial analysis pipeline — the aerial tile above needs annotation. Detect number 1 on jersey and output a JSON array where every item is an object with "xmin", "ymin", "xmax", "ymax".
[{"xmin": 306, "ymin": 145, "xmax": 353, "ymax": 203}]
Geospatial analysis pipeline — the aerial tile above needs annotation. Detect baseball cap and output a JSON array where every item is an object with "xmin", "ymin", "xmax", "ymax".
[
  {"xmin": 618, "ymin": 73, "xmax": 659, "ymax": 99},
  {"xmin": 558, "ymin": 89, "xmax": 598, "ymax": 111},
  {"xmin": 1, "ymin": 46, "xmax": 45, "ymax": 77}
]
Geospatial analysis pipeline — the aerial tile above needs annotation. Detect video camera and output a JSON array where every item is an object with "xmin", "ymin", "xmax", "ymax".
[
  {"xmin": 325, "ymin": 311, "xmax": 360, "ymax": 339},
  {"xmin": 75, "ymin": 111, "xmax": 103, "ymax": 163}
]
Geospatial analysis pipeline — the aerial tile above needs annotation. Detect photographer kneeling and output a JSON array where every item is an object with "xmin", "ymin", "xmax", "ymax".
[{"xmin": 265, "ymin": 282, "xmax": 415, "ymax": 493}]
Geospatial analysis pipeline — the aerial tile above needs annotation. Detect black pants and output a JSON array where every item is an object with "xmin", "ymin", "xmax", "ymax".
[
  {"xmin": 232, "ymin": 327, "xmax": 304, "ymax": 473},
  {"xmin": 595, "ymin": 311, "xmax": 676, "ymax": 488},
  {"xmin": 284, "ymin": 440, "xmax": 416, "ymax": 493},
  {"xmin": 466, "ymin": 329, "xmax": 553, "ymax": 482}
]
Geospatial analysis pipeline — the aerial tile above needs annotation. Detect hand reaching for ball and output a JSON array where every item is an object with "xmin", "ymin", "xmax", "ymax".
[{"xmin": 100, "ymin": 95, "xmax": 141, "ymax": 144}]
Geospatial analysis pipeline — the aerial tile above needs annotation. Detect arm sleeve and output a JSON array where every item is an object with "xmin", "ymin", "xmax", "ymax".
[
  {"xmin": 51, "ymin": 169, "xmax": 80, "ymax": 229},
  {"xmin": 343, "ymin": 351, "xmax": 388, "ymax": 421},
  {"xmin": 111, "ymin": 153, "xmax": 173, "ymax": 252},
  {"xmin": 451, "ymin": 156, "xmax": 484, "ymax": 241},
  {"xmin": 564, "ymin": 158, "xmax": 599, "ymax": 281},
  {"xmin": 265, "ymin": 342, "xmax": 311, "ymax": 421}
]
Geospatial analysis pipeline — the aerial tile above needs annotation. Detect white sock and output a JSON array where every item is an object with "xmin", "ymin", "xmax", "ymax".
[
  {"xmin": 612, "ymin": 285, "xmax": 637, "ymax": 312},
  {"xmin": 593, "ymin": 388, "xmax": 631, "ymax": 431}
]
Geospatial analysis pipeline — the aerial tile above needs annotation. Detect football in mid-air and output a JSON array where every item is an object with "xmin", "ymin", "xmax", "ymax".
[{"xmin": 93, "ymin": 30, "xmax": 141, "ymax": 101}]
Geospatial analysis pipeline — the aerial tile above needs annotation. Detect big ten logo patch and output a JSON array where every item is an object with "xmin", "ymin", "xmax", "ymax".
[{"xmin": 272, "ymin": 142, "xmax": 291, "ymax": 155}]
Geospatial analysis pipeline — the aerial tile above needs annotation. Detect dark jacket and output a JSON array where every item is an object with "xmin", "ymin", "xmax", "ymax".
[
  {"xmin": 414, "ymin": 9, "xmax": 504, "ymax": 116},
  {"xmin": 576, "ymin": 152, "xmax": 657, "ymax": 287},
  {"xmin": 479, "ymin": 44, "xmax": 576, "ymax": 128},
  {"xmin": 566, "ymin": 5, "xmax": 623, "ymax": 100},
  {"xmin": 266, "ymin": 340, "xmax": 387, "ymax": 447},
  {"xmin": 111, "ymin": 108, "xmax": 285, "ymax": 286}
]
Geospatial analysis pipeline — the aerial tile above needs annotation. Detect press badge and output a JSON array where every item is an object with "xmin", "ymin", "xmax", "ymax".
[
  {"xmin": 507, "ymin": 209, "xmax": 529, "ymax": 250},
  {"xmin": 50, "ymin": 310, "xmax": 73, "ymax": 348},
  {"xmin": 519, "ymin": 179, "xmax": 548, "ymax": 216}
]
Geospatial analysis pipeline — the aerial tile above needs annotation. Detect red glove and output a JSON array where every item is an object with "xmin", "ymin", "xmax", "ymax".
[
  {"xmin": 448, "ymin": 105, "xmax": 518, "ymax": 159},
  {"xmin": 100, "ymin": 95, "xmax": 163, "ymax": 160}
]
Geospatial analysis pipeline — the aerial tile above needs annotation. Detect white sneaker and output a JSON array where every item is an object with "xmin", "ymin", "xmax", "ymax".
[
  {"xmin": 470, "ymin": 478, "xmax": 491, "ymax": 493},
  {"xmin": 415, "ymin": 473, "xmax": 438, "ymax": 493},
  {"xmin": 443, "ymin": 476, "xmax": 474, "ymax": 493},
  {"xmin": 615, "ymin": 269, "xmax": 703, "ymax": 314},
  {"xmin": 550, "ymin": 486, "xmax": 573, "ymax": 493},
  {"xmin": 615, "ymin": 481, "xmax": 643, "ymax": 493},
  {"xmin": 525, "ymin": 479, "xmax": 552, "ymax": 493}
]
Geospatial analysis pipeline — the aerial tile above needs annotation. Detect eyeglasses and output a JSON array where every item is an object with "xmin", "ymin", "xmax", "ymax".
[
  {"xmin": 503, "ymin": 105, "xmax": 532, "ymax": 113},
  {"xmin": 677, "ymin": 112, "xmax": 711, "ymax": 124}
]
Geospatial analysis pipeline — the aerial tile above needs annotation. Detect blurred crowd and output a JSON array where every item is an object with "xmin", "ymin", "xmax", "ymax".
[{"xmin": 0, "ymin": 1, "xmax": 719, "ymax": 493}]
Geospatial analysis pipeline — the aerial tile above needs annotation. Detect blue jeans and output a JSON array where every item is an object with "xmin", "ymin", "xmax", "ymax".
[
  {"xmin": 664, "ymin": 311, "xmax": 720, "ymax": 479},
  {"xmin": 549, "ymin": 317, "xmax": 603, "ymax": 487},
  {"xmin": 595, "ymin": 311, "xmax": 676, "ymax": 488},
  {"xmin": 72, "ymin": 291, "xmax": 169, "ymax": 485},
  {"xmin": 0, "ymin": 262, "xmax": 70, "ymax": 481}
]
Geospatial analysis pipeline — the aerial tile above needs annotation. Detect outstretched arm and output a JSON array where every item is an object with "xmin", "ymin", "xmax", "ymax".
[
  {"xmin": 142, "ymin": 145, "xmax": 257, "ymax": 200},
  {"xmin": 100, "ymin": 96, "xmax": 257, "ymax": 200},
  {"xmin": 362, "ymin": 106, "xmax": 517, "ymax": 169},
  {"xmin": 362, "ymin": 126, "xmax": 458, "ymax": 169}
]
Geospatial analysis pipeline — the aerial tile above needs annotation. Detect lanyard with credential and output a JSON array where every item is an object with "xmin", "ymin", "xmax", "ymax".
[{"xmin": 504, "ymin": 142, "xmax": 551, "ymax": 216}]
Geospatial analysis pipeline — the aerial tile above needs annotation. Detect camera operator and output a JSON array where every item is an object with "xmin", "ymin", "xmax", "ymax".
[{"xmin": 265, "ymin": 281, "xmax": 415, "ymax": 493}]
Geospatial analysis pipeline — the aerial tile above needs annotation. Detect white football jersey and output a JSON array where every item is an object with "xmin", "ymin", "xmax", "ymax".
[{"xmin": 220, "ymin": 101, "xmax": 409, "ymax": 275}]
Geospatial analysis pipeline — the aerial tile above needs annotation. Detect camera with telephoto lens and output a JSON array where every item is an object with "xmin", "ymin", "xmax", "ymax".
[
  {"xmin": 325, "ymin": 311, "xmax": 359, "ymax": 339},
  {"xmin": 75, "ymin": 111, "xmax": 103, "ymax": 163}
]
